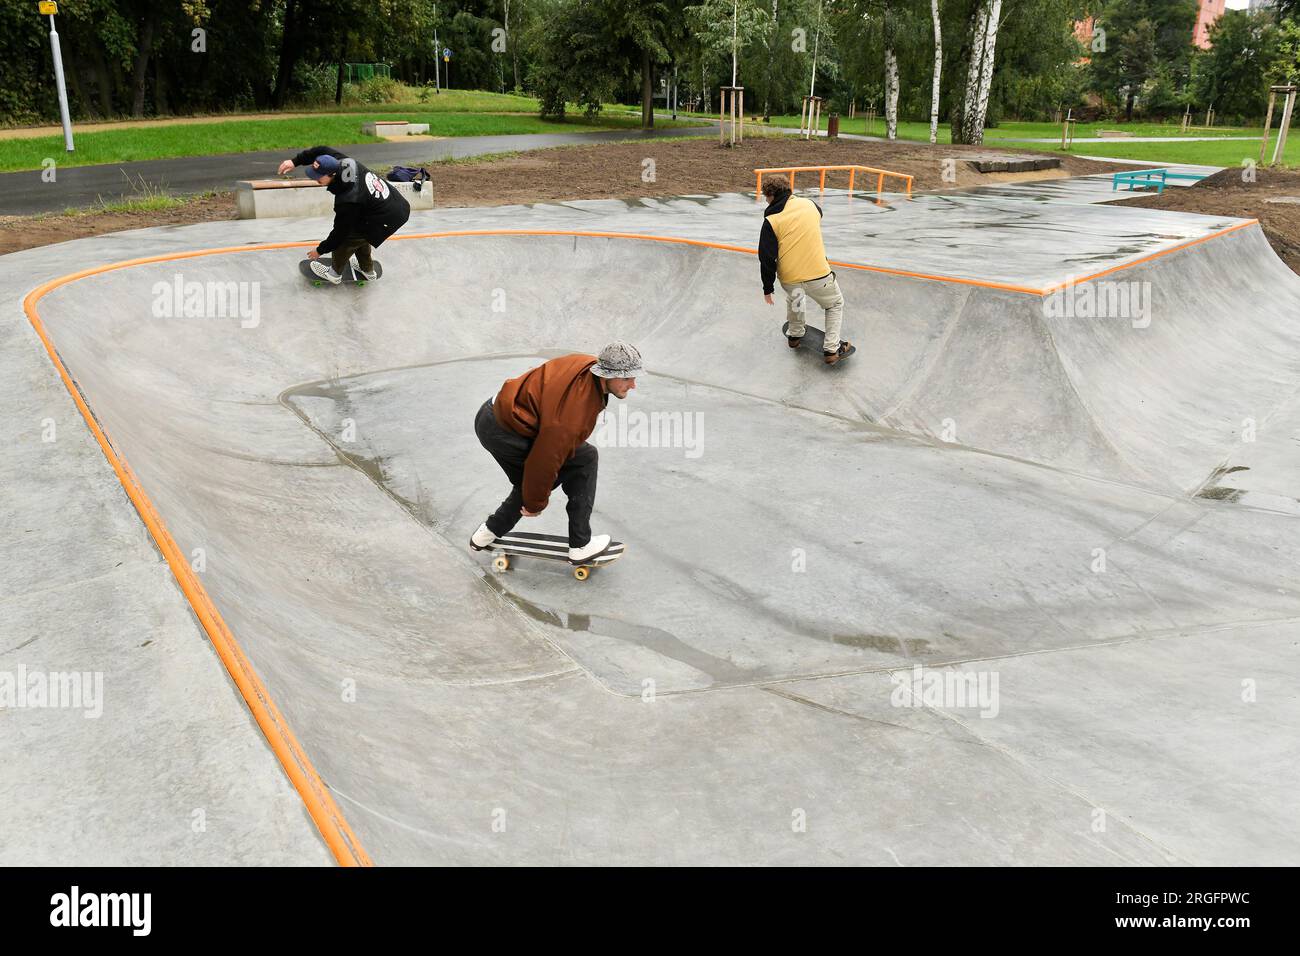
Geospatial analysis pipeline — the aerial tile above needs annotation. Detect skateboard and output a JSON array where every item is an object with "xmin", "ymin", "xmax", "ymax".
[
  {"xmin": 782, "ymin": 321, "xmax": 856, "ymax": 364},
  {"xmin": 298, "ymin": 258, "xmax": 383, "ymax": 287},
  {"xmin": 481, "ymin": 531, "xmax": 626, "ymax": 581}
]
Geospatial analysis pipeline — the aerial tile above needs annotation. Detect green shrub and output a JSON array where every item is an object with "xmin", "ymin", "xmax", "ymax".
[
  {"xmin": 346, "ymin": 76, "xmax": 404, "ymax": 105},
  {"xmin": 292, "ymin": 63, "xmax": 338, "ymax": 107}
]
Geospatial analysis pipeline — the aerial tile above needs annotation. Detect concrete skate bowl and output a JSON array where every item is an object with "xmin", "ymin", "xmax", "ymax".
[{"xmin": 26, "ymin": 227, "xmax": 1300, "ymax": 863}]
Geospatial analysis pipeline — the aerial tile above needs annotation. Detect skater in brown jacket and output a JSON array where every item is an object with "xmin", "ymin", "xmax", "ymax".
[{"xmin": 470, "ymin": 343, "xmax": 642, "ymax": 563}]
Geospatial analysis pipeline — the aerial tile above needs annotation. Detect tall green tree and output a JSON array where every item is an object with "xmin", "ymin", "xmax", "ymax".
[
  {"xmin": 1088, "ymin": 0, "xmax": 1197, "ymax": 119},
  {"xmin": 1192, "ymin": 9, "xmax": 1276, "ymax": 121}
]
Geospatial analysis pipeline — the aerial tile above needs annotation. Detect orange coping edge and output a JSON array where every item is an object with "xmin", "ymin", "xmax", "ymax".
[
  {"xmin": 23, "ymin": 247, "xmax": 372, "ymax": 868},
  {"xmin": 20, "ymin": 216, "xmax": 1262, "ymax": 865}
]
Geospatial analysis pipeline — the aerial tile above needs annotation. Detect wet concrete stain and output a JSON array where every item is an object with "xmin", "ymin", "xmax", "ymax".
[
  {"xmin": 1197, "ymin": 464, "xmax": 1251, "ymax": 502},
  {"xmin": 479, "ymin": 574, "xmax": 752, "ymax": 684},
  {"xmin": 281, "ymin": 377, "xmax": 419, "ymax": 513},
  {"xmin": 280, "ymin": 362, "xmax": 752, "ymax": 684},
  {"xmin": 1197, "ymin": 486, "xmax": 1246, "ymax": 502},
  {"xmin": 282, "ymin": 354, "xmax": 937, "ymax": 686}
]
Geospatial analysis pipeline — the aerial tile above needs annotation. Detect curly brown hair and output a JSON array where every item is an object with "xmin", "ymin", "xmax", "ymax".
[{"xmin": 761, "ymin": 179, "xmax": 792, "ymax": 203}]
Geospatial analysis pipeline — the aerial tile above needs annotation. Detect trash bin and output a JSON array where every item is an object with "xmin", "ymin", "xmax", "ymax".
[{"xmin": 827, "ymin": 114, "xmax": 840, "ymax": 139}]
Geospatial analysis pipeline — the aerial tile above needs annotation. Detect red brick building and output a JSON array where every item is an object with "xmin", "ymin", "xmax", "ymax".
[
  {"xmin": 1193, "ymin": 0, "xmax": 1227, "ymax": 49},
  {"xmin": 1075, "ymin": 2, "xmax": 1227, "ymax": 57}
]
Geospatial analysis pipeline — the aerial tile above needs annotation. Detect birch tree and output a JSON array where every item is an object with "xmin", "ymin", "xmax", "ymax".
[
  {"xmin": 969, "ymin": 0, "xmax": 1003, "ymax": 141},
  {"xmin": 929, "ymin": 0, "xmax": 941, "ymax": 144},
  {"xmin": 763, "ymin": 0, "xmax": 779, "ymax": 119},
  {"xmin": 882, "ymin": 2, "xmax": 898, "ymax": 139},
  {"xmin": 955, "ymin": 0, "xmax": 1003, "ymax": 144}
]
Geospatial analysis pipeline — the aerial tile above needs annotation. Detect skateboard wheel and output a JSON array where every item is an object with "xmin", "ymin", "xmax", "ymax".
[
  {"xmin": 492, "ymin": 555, "xmax": 510, "ymax": 572},
  {"xmin": 573, "ymin": 566, "xmax": 590, "ymax": 581}
]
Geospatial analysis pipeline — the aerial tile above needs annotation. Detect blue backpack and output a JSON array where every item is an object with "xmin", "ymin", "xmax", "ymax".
[{"xmin": 388, "ymin": 165, "xmax": 432, "ymax": 192}]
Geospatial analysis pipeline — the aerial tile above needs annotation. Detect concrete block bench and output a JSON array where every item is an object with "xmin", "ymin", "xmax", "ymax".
[
  {"xmin": 966, "ymin": 154, "xmax": 1061, "ymax": 173},
  {"xmin": 361, "ymin": 121, "xmax": 432, "ymax": 136},
  {"xmin": 1097, "ymin": 130, "xmax": 1134, "ymax": 138},
  {"xmin": 236, "ymin": 178, "xmax": 434, "ymax": 219}
]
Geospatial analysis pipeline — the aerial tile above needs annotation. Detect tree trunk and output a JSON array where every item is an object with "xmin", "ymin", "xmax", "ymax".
[
  {"xmin": 155, "ymin": 52, "xmax": 169, "ymax": 114},
  {"xmin": 642, "ymin": 48, "xmax": 654, "ymax": 129},
  {"xmin": 958, "ymin": 0, "xmax": 1002, "ymax": 145},
  {"xmin": 130, "ymin": 12, "xmax": 157, "ymax": 117},
  {"xmin": 506, "ymin": 0, "xmax": 520, "ymax": 90},
  {"xmin": 92, "ymin": 45, "xmax": 115, "ymax": 117},
  {"xmin": 883, "ymin": 3, "xmax": 898, "ymax": 140},
  {"xmin": 958, "ymin": 2, "xmax": 989, "ymax": 144},
  {"xmin": 1125, "ymin": 89, "xmax": 1135, "ymax": 121},
  {"xmin": 273, "ymin": 0, "xmax": 302, "ymax": 108},
  {"xmin": 764, "ymin": 0, "xmax": 778, "ymax": 121},
  {"xmin": 967, "ymin": 0, "xmax": 1002, "ymax": 144},
  {"xmin": 65, "ymin": 53, "xmax": 99, "ymax": 120},
  {"xmin": 930, "ymin": 0, "xmax": 942, "ymax": 145},
  {"xmin": 885, "ymin": 48, "xmax": 899, "ymax": 140}
]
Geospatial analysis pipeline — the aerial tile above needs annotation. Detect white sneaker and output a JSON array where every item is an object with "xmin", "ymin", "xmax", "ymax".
[
  {"xmin": 568, "ymin": 534, "xmax": 611, "ymax": 563},
  {"xmin": 353, "ymin": 259, "xmax": 378, "ymax": 281},
  {"xmin": 309, "ymin": 260, "xmax": 342, "ymax": 284},
  {"xmin": 469, "ymin": 522, "xmax": 497, "ymax": 550}
]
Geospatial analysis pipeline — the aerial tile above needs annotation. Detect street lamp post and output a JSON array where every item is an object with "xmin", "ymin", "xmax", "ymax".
[{"xmin": 41, "ymin": 1, "xmax": 74, "ymax": 152}]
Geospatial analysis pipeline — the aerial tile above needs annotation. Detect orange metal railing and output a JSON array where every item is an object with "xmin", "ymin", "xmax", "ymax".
[{"xmin": 755, "ymin": 164, "xmax": 914, "ymax": 201}]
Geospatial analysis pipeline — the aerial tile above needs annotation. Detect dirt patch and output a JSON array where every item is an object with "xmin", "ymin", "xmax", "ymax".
[
  {"xmin": 1121, "ymin": 167, "xmax": 1300, "ymax": 276},
  {"xmin": 0, "ymin": 192, "xmax": 238, "ymax": 257},
  {"xmin": 0, "ymin": 135, "xmax": 1133, "ymax": 256},
  {"xmin": 424, "ymin": 135, "xmax": 1133, "ymax": 206}
]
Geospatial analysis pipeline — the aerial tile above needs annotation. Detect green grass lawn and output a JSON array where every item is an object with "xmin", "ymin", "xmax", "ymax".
[
  {"xmin": 1039, "ymin": 137, "xmax": 1295, "ymax": 168},
  {"xmin": 744, "ymin": 112, "xmax": 1294, "ymax": 168},
  {"xmin": 0, "ymin": 102, "xmax": 705, "ymax": 172},
  {"xmin": 761, "ymin": 114, "xmax": 1263, "ymax": 141}
]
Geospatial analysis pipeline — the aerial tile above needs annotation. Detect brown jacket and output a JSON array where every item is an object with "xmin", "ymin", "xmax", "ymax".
[{"xmin": 493, "ymin": 354, "xmax": 608, "ymax": 511}]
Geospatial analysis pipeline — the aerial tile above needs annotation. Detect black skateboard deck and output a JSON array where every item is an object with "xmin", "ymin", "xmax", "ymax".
[
  {"xmin": 782, "ymin": 321, "xmax": 856, "ymax": 364},
  {"xmin": 479, "ymin": 531, "xmax": 625, "ymax": 581},
  {"xmin": 298, "ymin": 258, "xmax": 383, "ymax": 286}
]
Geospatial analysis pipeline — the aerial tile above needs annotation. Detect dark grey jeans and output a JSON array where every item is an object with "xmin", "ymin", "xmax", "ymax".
[
  {"xmin": 475, "ymin": 400, "xmax": 597, "ymax": 547},
  {"xmin": 331, "ymin": 237, "xmax": 373, "ymax": 275}
]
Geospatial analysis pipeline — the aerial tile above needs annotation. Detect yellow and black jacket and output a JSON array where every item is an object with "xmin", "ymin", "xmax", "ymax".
[{"xmin": 758, "ymin": 194, "xmax": 831, "ymax": 294}]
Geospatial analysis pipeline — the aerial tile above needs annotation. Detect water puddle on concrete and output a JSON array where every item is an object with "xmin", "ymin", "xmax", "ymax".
[
  {"xmin": 280, "ymin": 356, "xmax": 934, "ymax": 688},
  {"xmin": 478, "ymin": 573, "xmax": 754, "ymax": 686}
]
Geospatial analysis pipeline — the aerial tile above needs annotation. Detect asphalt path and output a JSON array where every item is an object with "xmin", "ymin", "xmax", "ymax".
[{"xmin": 0, "ymin": 124, "xmax": 718, "ymax": 216}]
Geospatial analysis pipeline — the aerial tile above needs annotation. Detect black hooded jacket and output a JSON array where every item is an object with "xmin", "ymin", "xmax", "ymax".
[{"xmin": 292, "ymin": 146, "xmax": 411, "ymax": 254}]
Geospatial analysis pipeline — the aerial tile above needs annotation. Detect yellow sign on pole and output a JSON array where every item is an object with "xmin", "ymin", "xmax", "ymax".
[{"xmin": 39, "ymin": 1, "xmax": 58, "ymax": 14}]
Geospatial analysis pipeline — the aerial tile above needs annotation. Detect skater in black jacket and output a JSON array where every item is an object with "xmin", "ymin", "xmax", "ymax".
[{"xmin": 278, "ymin": 146, "xmax": 411, "ymax": 284}]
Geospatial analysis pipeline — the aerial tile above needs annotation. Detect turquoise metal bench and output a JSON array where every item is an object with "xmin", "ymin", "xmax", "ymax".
[
  {"xmin": 1112, "ymin": 168, "xmax": 1207, "ymax": 193},
  {"xmin": 1113, "ymin": 169, "xmax": 1168, "ymax": 193}
]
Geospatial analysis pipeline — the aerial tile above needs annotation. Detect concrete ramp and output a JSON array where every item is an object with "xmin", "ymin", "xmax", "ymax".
[{"xmin": 22, "ymin": 203, "xmax": 1300, "ymax": 864}]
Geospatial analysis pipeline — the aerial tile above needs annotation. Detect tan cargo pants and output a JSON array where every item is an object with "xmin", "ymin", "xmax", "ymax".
[{"xmin": 780, "ymin": 271, "xmax": 844, "ymax": 352}]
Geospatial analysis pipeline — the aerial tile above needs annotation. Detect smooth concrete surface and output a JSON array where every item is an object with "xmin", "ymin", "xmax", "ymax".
[
  {"xmin": 0, "ymin": 268, "xmax": 334, "ymax": 865},
  {"xmin": 943, "ymin": 169, "xmax": 1221, "ymax": 205},
  {"xmin": 4, "ymin": 185, "xmax": 1299, "ymax": 865}
]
